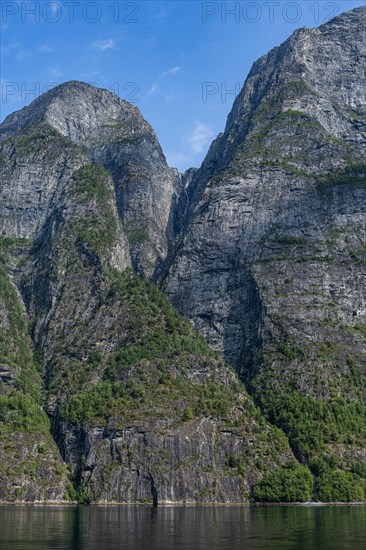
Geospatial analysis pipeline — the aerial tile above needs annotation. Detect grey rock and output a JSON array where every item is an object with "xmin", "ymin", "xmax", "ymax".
[{"xmin": 0, "ymin": 6, "xmax": 365, "ymax": 503}]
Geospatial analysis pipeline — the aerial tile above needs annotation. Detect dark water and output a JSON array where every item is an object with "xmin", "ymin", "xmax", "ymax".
[{"xmin": 0, "ymin": 505, "xmax": 365, "ymax": 550}]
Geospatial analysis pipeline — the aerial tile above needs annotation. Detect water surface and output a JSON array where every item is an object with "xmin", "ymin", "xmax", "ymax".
[{"xmin": 0, "ymin": 505, "xmax": 365, "ymax": 550}]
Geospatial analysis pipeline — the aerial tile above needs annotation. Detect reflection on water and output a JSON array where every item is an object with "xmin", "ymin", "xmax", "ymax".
[{"xmin": 0, "ymin": 505, "xmax": 365, "ymax": 550}]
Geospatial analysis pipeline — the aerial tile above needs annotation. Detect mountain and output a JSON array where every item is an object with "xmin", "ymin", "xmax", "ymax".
[
  {"xmin": 0, "ymin": 81, "xmax": 180, "ymax": 277},
  {"xmin": 0, "ymin": 82, "xmax": 293, "ymax": 504},
  {"xmin": 0, "ymin": 6, "xmax": 365, "ymax": 503},
  {"xmin": 164, "ymin": 5, "xmax": 366, "ymax": 497}
]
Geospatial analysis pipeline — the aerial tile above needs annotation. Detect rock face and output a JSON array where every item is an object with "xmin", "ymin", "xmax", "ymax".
[
  {"xmin": 0, "ymin": 83, "xmax": 292, "ymax": 503},
  {"xmin": 0, "ymin": 267, "xmax": 68, "ymax": 502},
  {"xmin": 0, "ymin": 81, "xmax": 180, "ymax": 277},
  {"xmin": 164, "ymin": 6, "xmax": 366, "ymax": 469},
  {"xmin": 0, "ymin": 6, "xmax": 365, "ymax": 503}
]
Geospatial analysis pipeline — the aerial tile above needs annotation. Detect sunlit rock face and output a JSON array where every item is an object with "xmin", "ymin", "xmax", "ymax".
[
  {"xmin": 164, "ymin": 6, "xmax": 366, "ymax": 463},
  {"xmin": 0, "ymin": 7, "xmax": 365, "ymax": 503}
]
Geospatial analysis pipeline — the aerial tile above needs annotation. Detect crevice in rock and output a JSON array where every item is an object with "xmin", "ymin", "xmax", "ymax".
[{"xmin": 149, "ymin": 472, "xmax": 159, "ymax": 507}]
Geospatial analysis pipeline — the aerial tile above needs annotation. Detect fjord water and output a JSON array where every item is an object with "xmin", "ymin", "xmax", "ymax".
[{"xmin": 0, "ymin": 506, "xmax": 365, "ymax": 550}]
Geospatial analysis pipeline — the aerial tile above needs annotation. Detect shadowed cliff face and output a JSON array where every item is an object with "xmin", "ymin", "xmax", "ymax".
[
  {"xmin": 0, "ymin": 6, "xmax": 365, "ymax": 504},
  {"xmin": 164, "ymin": 6, "xmax": 366, "ymax": 465}
]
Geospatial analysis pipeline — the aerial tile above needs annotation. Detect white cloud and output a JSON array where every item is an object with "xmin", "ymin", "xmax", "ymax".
[
  {"xmin": 186, "ymin": 122, "xmax": 214, "ymax": 154},
  {"xmin": 0, "ymin": 43, "xmax": 20, "ymax": 54},
  {"xmin": 146, "ymin": 66, "xmax": 181, "ymax": 97},
  {"xmin": 2, "ymin": 42, "xmax": 54, "ymax": 59},
  {"xmin": 93, "ymin": 39, "xmax": 115, "ymax": 52},
  {"xmin": 161, "ymin": 66, "xmax": 180, "ymax": 78},
  {"xmin": 147, "ymin": 83, "xmax": 159, "ymax": 96},
  {"xmin": 49, "ymin": 66, "xmax": 63, "ymax": 78},
  {"xmin": 154, "ymin": 7, "xmax": 168, "ymax": 20},
  {"xmin": 81, "ymin": 70, "xmax": 101, "ymax": 79},
  {"xmin": 37, "ymin": 44, "xmax": 55, "ymax": 53},
  {"xmin": 15, "ymin": 49, "xmax": 32, "ymax": 61}
]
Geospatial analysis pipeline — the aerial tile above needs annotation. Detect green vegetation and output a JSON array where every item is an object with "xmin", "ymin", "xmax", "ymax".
[
  {"xmin": 252, "ymin": 364, "xmax": 366, "ymax": 459},
  {"xmin": 344, "ymin": 108, "xmax": 365, "ymax": 121},
  {"xmin": 238, "ymin": 99, "xmax": 325, "ymax": 170},
  {"xmin": 274, "ymin": 235, "xmax": 308, "ymax": 246},
  {"xmin": 0, "ymin": 268, "xmax": 50, "ymax": 434},
  {"xmin": 111, "ymin": 136, "xmax": 140, "ymax": 146},
  {"xmin": 253, "ymin": 461, "xmax": 313, "ymax": 502},
  {"xmin": 124, "ymin": 225, "xmax": 150, "ymax": 245},
  {"xmin": 316, "ymin": 471, "xmax": 365, "ymax": 502},
  {"xmin": 13, "ymin": 123, "xmax": 62, "ymax": 157},
  {"xmin": 276, "ymin": 341, "xmax": 306, "ymax": 361},
  {"xmin": 310, "ymin": 457, "xmax": 365, "ymax": 501},
  {"xmin": 0, "ymin": 392, "xmax": 49, "ymax": 434},
  {"xmin": 43, "ymin": 262, "xmax": 287, "ymax": 486},
  {"xmin": 62, "ymin": 373, "xmax": 240, "ymax": 425},
  {"xmin": 0, "ymin": 267, "xmax": 68, "ymax": 498},
  {"xmin": 0, "ymin": 236, "xmax": 30, "ymax": 265},
  {"xmin": 46, "ymin": 265, "xmax": 293, "ymax": 501},
  {"xmin": 0, "ymin": 122, "xmax": 84, "ymax": 164},
  {"xmin": 317, "ymin": 163, "xmax": 366, "ymax": 191},
  {"xmin": 66, "ymin": 164, "xmax": 117, "ymax": 254},
  {"xmin": 250, "ymin": 109, "xmax": 316, "ymax": 142},
  {"xmin": 249, "ymin": 328, "xmax": 366, "ymax": 501},
  {"xmin": 226, "ymin": 453, "xmax": 245, "ymax": 476},
  {"xmin": 73, "ymin": 164, "xmax": 113, "ymax": 203},
  {"xmin": 284, "ymin": 80, "xmax": 319, "ymax": 98},
  {"xmin": 60, "ymin": 268, "xmax": 243, "ymax": 425},
  {"xmin": 16, "ymin": 134, "xmax": 45, "ymax": 157},
  {"xmin": 251, "ymin": 80, "xmax": 318, "ymax": 126},
  {"xmin": 0, "ymin": 236, "xmax": 30, "ymax": 250}
]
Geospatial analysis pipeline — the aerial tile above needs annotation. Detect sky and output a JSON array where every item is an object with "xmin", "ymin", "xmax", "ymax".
[{"xmin": 0, "ymin": 0, "xmax": 365, "ymax": 171}]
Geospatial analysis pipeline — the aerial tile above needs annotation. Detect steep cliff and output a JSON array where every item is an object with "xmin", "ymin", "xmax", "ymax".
[
  {"xmin": 0, "ymin": 83, "xmax": 293, "ymax": 503},
  {"xmin": 164, "ymin": 6, "xmax": 366, "ymax": 498},
  {"xmin": 0, "ymin": 6, "xmax": 365, "ymax": 504},
  {"xmin": 0, "ymin": 81, "xmax": 180, "ymax": 277},
  {"xmin": 0, "ymin": 262, "xmax": 68, "ymax": 501}
]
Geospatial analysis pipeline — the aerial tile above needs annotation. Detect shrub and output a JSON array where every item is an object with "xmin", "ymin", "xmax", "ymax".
[
  {"xmin": 316, "ymin": 470, "xmax": 364, "ymax": 502},
  {"xmin": 253, "ymin": 461, "xmax": 313, "ymax": 502}
]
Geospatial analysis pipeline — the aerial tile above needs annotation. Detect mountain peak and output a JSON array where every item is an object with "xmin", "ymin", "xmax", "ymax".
[{"xmin": 0, "ymin": 80, "xmax": 142, "ymax": 145}]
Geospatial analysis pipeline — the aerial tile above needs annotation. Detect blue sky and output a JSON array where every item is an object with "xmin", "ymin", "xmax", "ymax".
[{"xmin": 1, "ymin": 0, "xmax": 364, "ymax": 171}]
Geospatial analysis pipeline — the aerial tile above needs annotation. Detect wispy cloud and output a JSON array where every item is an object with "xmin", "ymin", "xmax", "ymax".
[
  {"xmin": 147, "ymin": 83, "xmax": 159, "ymax": 96},
  {"xmin": 92, "ymin": 39, "xmax": 115, "ymax": 52},
  {"xmin": 2, "ymin": 42, "xmax": 54, "ymax": 59},
  {"xmin": 15, "ymin": 49, "xmax": 32, "ymax": 61},
  {"xmin": 0, "ymin": 43, "xmax": 20, "ymax": 54},
  {"xmin": 186, "ymin": 122, "xmax": 214, "ymax": 154},
  {"xmin": 154, "ymin": 7, "xmax": 168, "ymax": 20},
  {"xmin": 147, "ymin": 66, "xmax": 181, "ymax": 98},
  {"xmin": 81, "ymin": 70, "xmax": 101, "ymax": 79},
  {"xmin": 37, "ymin": 44, "xmax": 55, "ymax": 54},
  {"xmin": 49, "ymin": 66, "xmax": 63, "ymax": 78},
  {"xmin": 161, "ymin": 66, "xmax": 180, "ymax": 78}
]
